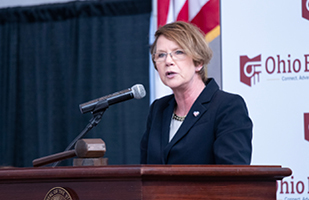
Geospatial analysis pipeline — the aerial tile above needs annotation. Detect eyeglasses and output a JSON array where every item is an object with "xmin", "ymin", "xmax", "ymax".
[{"xmin": 153, "ymin": 49, "xmax": 187, "ymax": 63}]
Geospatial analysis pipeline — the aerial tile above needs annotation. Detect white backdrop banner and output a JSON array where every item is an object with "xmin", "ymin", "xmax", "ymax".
[{"xmin": 221, "ymin": 0, "xmax": 309, "ymax": 199}]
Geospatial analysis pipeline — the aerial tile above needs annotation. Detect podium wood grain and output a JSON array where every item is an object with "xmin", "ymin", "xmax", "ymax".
[{"xmin": 0, "ymin": 165, "xmax": 292, "ymax": 199}]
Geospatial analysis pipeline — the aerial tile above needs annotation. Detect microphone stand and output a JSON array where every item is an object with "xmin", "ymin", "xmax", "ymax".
[{"xmin": 52, "ymin": 100, "xmax": 109, "ymax": 167}]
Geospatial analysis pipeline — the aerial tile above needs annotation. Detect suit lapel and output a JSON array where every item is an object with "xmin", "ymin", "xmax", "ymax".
[
  {"xmin": 162, "ymin": 78, "xmax": 219, "ymax": 163},
  {"xmin": 160, "ymin": 98, "xmax": 175, "ymax": 164},
  {"xmin": 163, "ymin": 103, "xmax": 207, "ymax": 163}
]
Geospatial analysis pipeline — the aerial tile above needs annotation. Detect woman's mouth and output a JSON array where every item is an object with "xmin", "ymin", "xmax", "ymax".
[{"xmin": 166, "ymin": 71, "xmax": 176, "ymax": 78}]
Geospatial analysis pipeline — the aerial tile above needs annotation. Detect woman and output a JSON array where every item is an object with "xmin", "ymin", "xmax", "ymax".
[{"xmin": 141, "ymin": 21, "xmax": 252, "ymax": 164}]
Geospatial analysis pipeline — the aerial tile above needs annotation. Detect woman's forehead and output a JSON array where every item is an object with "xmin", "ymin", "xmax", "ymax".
[{"xmin": 156, "ymin": 35, "xmax": 181, "ymax": 50}]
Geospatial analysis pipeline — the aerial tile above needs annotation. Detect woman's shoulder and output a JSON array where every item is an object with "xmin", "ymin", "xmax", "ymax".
[
  {"xmin": 152, "ymin": 93, "xmax": 174, "ymax": 104},
  {"xmin": 149, "ymin": 94, "xmax": 175, "ymax": 113},
  {"xmin": 201, "ymin": 78, "xmax": 245, "ymax": 104},
  {"xmin": 216, "ymin": 89, "xmax": 244, "ymax": 100}
]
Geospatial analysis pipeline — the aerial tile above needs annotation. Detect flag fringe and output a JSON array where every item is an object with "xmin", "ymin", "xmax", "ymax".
[{"xmin": 205, "ymin": 25, "xmax": 220, "ymax": 43}]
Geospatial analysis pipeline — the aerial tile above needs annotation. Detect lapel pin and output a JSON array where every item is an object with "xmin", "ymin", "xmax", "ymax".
[{"xmin": 193, "ymin": 111, "xmax": 200, "ymax": 117}]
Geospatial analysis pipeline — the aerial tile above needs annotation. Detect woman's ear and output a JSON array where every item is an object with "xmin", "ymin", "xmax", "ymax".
[{"xmin": 195, "ymin": 64, "xmax": 203, "ymax": 72}]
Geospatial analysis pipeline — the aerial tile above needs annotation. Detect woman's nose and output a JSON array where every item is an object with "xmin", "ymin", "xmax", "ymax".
[{"xmin": 165, "ymin": 53, "xmax": 174, "ymax": 64}]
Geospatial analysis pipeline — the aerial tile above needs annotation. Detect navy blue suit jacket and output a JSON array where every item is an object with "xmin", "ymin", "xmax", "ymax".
[{"xmin": 140, "ymin": 78, "xmax": 252, "ymax": 164}]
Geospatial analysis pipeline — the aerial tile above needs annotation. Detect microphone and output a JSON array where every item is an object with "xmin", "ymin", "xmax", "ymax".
[{"xmin": 79, "ymin": 84, "xmax": 146, "ymax": 114}]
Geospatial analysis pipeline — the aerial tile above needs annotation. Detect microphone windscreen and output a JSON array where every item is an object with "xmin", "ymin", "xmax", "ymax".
[{"xmin": 132, "ymin": 84, "xmax": 146, "ymax": 99}]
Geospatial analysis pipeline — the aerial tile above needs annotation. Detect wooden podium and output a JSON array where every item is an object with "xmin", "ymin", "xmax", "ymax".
[{"xmin": 0, "ymin": 165, "xmax": 291, "ymax": 199}]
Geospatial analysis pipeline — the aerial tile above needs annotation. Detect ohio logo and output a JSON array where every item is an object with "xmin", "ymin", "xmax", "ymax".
[
  {"xmin": 240, "ymin": 55, "xmax": 262, "ymax": 87},
  {"xmin": 302, "ymin": 0, "xmax": 309, "ymax": 21},
  {"xmin": 305, "ymin": 113, "xmax": 309, "ymax": 142},
  {"xmin": 240, "ymin": 54, "xmax": 309, "ymax": 86}
]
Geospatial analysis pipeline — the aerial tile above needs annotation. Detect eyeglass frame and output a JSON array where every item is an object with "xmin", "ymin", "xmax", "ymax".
[{"xmin": 152, "ymin": 49, "xmax": 187, "ymax": 63}]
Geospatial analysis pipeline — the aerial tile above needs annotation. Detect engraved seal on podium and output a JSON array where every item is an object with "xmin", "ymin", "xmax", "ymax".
[{"xmin": 44, "ymin": 187, "xmax": 75, "ymax": 200}]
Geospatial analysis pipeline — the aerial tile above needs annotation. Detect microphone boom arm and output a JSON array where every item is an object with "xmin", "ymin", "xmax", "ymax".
[{"xmin": 52, "ymin": 101, "xmax": 108, "ymax": 167}]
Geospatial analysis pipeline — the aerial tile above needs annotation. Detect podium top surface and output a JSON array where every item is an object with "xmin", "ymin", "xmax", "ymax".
[{"xmin": 0, "ymin": 165, "xmax": 292, "ymax": 182}]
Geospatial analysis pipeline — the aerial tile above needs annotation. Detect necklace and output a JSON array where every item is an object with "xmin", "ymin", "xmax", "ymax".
[{"xmin": 172, "ymin": 113, "xmax": 186, "ymax": 122}]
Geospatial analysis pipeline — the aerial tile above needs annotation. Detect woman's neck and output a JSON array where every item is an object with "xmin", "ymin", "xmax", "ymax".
[{"xmin": 173, "ymin": 80, "xmax": 205, "ymax": 116}]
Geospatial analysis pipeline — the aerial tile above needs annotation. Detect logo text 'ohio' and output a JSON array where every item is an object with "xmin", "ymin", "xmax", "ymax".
[{"xmin": 240, "ymin": 54, "xmax": 309, "ymax": 87}]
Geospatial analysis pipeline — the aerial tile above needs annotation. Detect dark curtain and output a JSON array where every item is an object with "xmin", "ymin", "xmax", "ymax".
[{"xmin": 0, "ymin": 0, "xmax": 151, "ymax": 167}]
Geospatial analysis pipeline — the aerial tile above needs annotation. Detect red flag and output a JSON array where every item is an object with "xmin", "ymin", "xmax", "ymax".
[{"xmin": 157, "ymin": 0, "xmax": 220, "ymax": 42}]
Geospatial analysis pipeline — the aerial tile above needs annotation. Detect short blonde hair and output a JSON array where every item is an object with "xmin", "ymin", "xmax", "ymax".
[{"xmin": 150, "ymin": 21, "xmax": 213, "ymax": 82}]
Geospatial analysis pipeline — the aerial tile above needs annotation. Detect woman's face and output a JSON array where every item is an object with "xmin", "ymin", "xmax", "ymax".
[{"xmin": 155, "ymin": 35, "xmax": 203, "ymax": 91}]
